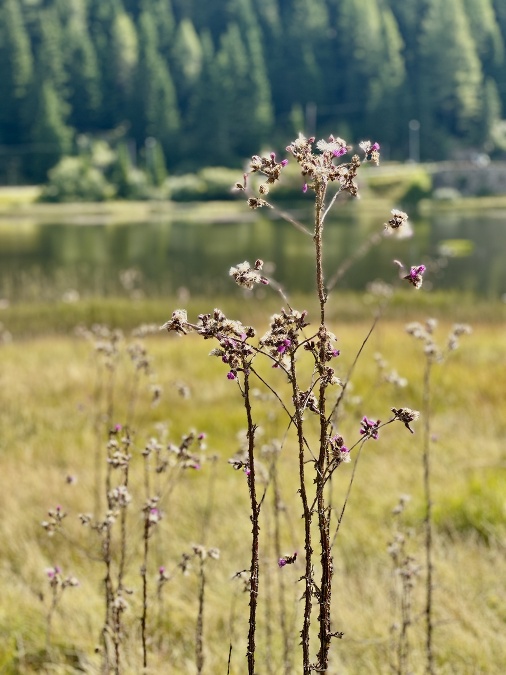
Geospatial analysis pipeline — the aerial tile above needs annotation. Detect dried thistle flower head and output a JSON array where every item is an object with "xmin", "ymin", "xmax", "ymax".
[
  {"xmin": 229, "ymin": 260, "xmax": 269, "ymax": 289},
  {"xmin": 286, "ymin": 134, "xmax": 361, "ymax": 195},
  {"xmin": 384, "ymin": 209, "xmax": 413, "ymax": 239},
  {"xmin": 391, "ymin": 407, "xmax": 420, "ymax": 434},
  {"xmin": 447, "ymin": 323, "xmax": 472, "ymax": 351},
  {"xmin": 160, "ymin": 309, "xmax": 191, "ymax": 335},
  {"xmin": 359, "ymin": 140, "xmax": 381, "ymax": 164}
]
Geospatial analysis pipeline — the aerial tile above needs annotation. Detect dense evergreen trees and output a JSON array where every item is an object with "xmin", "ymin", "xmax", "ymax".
[{"xmin": 1, "ymin": 0, "xmax": 505, "ymax": 183}]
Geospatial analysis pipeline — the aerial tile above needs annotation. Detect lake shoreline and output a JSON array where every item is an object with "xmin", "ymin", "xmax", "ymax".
[{"xmin": 2, "ymin": 185, "xmax": 506, "ymax": 227}]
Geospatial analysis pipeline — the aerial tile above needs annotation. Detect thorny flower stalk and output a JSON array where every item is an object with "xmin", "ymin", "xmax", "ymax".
[
  {"xmin": 79, "ymin": 325, "xmax": 122, "ymax": 519},
  {"xmin": 82, "ymin": 423, "xmax": 133, "ymax": 675},
  {"xmin": 141, "ymin": 497, "xmax": 161, "ymax": 669},
  {"xmin": 271, "ymin": 451, "xmax": 294, "ymax": 674},
  {"xmin": 179, "ymin": 545, "xmax": 220, "ymax": 675},
  {"xmin": 387, "ymin": 495, "xmax": 420, "ymax": 675},
  {"xmin": 244, "ymin": 368, "xmax": 260, "ymax": 675},
  {"xmin": 406, "ymin": 320, "xmax": 471, "ymax": 674},
  {"xmin": 162, "ymin": 134, "xmax": 423, "ymax": 672},
  {"xmin": 45, "ymin": 566, "xmax": 79, "ymax": 651}
]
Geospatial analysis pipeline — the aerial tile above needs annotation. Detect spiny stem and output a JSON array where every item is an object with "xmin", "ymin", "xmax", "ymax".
[
  {"xmin": 196, "ymin": 558, "xmax": 205, "ymax": 674},
  {"xmin": 244, "ymin": 369, "xmax": 259, "ymax": 675},
  {"xmin": 423, "ymin": 359, "xmax": 435, "ymax": 675},
  {"xmin": 290, "ymin": 356, "xmax": 312, "ymax": 674}
]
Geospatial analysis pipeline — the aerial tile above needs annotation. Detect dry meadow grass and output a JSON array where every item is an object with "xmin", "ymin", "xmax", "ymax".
[{"xmin": 0, "ymin": 314, "xmax": 505, "ymax": 673}]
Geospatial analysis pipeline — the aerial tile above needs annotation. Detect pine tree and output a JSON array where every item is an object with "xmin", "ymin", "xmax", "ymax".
[
  {"xmin": 148, "ymin": 0, "xmax": 176, "ymax": 58},
  {"xmin": 171, "ymin": 19, "xmax": 202, "ymax": 112},
  {"xmin": 30, "ymin": 80, "xmax": 73, "ymax": 181},
  {"xmin": 227, "ymin": 0, "xmax": 274, "ymax": 151},
  {"xmin": 0, "ymin": 0, "xmax": 33, "ymax": 145},
  {"xmin": 266, "ymin": 0, "xmax": 329, "ymax": 124},
  {"xmin": 462, "ymin": 0, "xmax": 504, "ymax": 71},
  {"xmin": 133, "ymin": 11, "xmax": 180, "ymax": 163},
  {"xmin": 366, "ymin": 4, "xmax": 406, "ymax": 152},
  {"xmin": 33, "ymin": 8, "xmax": 68, "ymax": 100},
  {"xmin": 111, "ymin": 10, "xmax": 139, "ymax": 117},
  {"xmin": 88, "ymin": 0, "xmax": 124, "ymax": 129},
  {"xmin": 334, "ymin": 0, "xmax": 405, "ymax": 140},
  {"xmin": 184, "ymin": 31, "xmax": 223, "ymax": 164},
  {"xmin": 418, "ymin": 0, "xmax": 484, "ymax": 157},
  {"xmin": 489, "ymin": 0, "xmax": 506, "ymax": 108},
  {"xmin": 65, "ymin": 11, "xmax": 102, "ymax": 131}
]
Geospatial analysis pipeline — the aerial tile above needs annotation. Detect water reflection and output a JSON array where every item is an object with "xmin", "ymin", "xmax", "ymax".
[{"xmin": 0, "ymin": 210, "xmax": 504, "ymax": 301}]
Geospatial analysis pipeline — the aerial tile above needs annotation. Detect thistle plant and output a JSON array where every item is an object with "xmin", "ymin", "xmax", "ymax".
[
  {"xmin": 406, "ymin": 319, "xmax": 471, "ymax": 674},
  {"xmin": 40, "ymin": 327, "xmax": 208, "ymax": 673},
  {"xmin": 44, "ymin": 565, "xmax": 79, "ymax": 651},
  {"xmin": 387, "ymin": 495, "xmax": 421, "ymax": 675},
  {"xmin": 162, "ymin": 133, "xmax": 425, "ymax": 673}
]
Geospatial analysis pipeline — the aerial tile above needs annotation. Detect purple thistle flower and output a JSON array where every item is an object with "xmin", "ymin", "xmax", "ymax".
[
  {"xmin": 278, "ymin": 552, "xmax": 298, "ymax": 567},
  {"xmin": 277, "ymin": 338, "xmax": 292, "ymax": 354},
  {"xmin": 360, "ymin": 416, "xmax": 381, "ymax": 440},
  {"xmin": 404, "ymin": 264, "xmax": 426, "ymax": 290},
  {"xmin": 333, "ymin": 146, "xmax": 347, "ymax": 158}
]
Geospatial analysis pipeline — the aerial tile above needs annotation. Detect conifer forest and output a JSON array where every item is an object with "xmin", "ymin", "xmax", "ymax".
[{"xmin": 1, "ymin": 0, "xmax": 506, "ymax": 184}]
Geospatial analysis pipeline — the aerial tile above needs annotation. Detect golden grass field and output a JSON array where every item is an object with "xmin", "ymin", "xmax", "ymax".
[{"xmin": 0, "ymin": 295, "xmax": 505, "ymax": 674}]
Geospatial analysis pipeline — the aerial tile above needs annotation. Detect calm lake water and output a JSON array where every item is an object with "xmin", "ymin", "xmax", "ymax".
[{"xmin": 1, "ymin": 206, "xmax": 505, "ymax": 301}]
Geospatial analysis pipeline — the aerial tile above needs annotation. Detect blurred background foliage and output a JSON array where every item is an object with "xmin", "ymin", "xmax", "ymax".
[{"xmin": 1, "ymin": 0, "xmax": 506, "ymax": 198}]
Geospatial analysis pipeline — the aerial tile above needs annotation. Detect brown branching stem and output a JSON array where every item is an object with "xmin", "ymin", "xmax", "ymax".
[
  {"xmin": 141, "ymin": 518, "xmax": 150, "ymax": 669},
  {"xmin": 423, "ymin": 359, "xmax": 435, "ymax": 675},
  {"xmin": 243, "ymin": 368, "xmax": 260, "ymax": 675},
  {"xmin": 291, "ymin": 357, "xmax": 313, "ymax": 674},
  {"xmin": 196, "ymin": 558, "xmax": 206, "ymax": 674},
  {"xmin": 315, "ymin": 183, "xmax": 334, "ymax": 671}
]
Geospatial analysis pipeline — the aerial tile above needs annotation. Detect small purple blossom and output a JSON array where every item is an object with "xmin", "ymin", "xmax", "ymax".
[
  {"xmin": 280, "ymin": 159, "xmax": 289, "ymax": 167},
  {"xmin": 404, "ymin": 265, "xmax": 426, "ymax": 290},
  {"xmin": 360, "ymin": 416, "xmax": 381, "ymax": 440},
  {"xmin": 333, "ymin": 146, "xmax": 347, "ymax": 158},
  {"xmin": 302, "ymin": 183, "xmax": 308, "ymax": 193},
  {"xmin": 359, "ymin": 140, "xmax": 381, "ymax": 164},
  {"xmin": 227, "ymin": 371, "xmax": 237, "ymax": 380},
  {"xmin": 277, "ymin": 338, "xmax": 292, "ymax": 354},
  {"xmin": 278, "ymin": 552, "xmax": 298, "ymax": 568}
]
